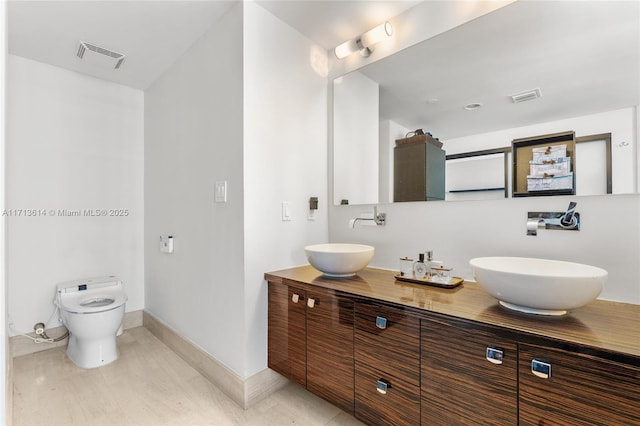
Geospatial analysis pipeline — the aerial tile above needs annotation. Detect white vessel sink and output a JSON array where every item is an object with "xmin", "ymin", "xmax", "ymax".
[
  {"xmin": 304, "ymin": 243, "xmax": 374, "ymax": 277},
  {"xmin": 469, "ymin": 257, "xmax": 607, "ymax": 315}
]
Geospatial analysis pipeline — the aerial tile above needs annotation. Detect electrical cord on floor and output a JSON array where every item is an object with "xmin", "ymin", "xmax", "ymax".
[
  {"xmin": 11, "ymin": 329, "xmax": 57, "ymax": 344},
  {"xmin": 10, "ymin": 325, "xmax": 69, "ymax": 343},
  {"xmin": 39, "ymin": 328, "xmax": 69, "ymax": 342},
  {"xmin": 9, "ymin": 305, "xmax": 69, "ymax": 344}
]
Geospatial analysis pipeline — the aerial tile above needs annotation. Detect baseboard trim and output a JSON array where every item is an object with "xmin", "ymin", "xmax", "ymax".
[
  {"xmin": 143, "ymin": 310, "xmax": 288, "ymax": 409},
  {"xmin": 244, "ymin": 366, "xmax": 289, "ymax": 408},
  {"xmin": 6, "ymin": 334, "xmax": 13, "ymax": 426},
  {"xmin": 10, "ymin": 309, "xmax": 143, "ymax": 358}
]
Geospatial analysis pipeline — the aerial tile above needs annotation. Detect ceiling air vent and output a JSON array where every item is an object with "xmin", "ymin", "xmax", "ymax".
[
  {"xmin": 510, "ymin": 88, "xmax": 542, "ymax": 104},
  {"xmin": 77, "ymin": 41, "xmax": 126, "ymax": 69}
]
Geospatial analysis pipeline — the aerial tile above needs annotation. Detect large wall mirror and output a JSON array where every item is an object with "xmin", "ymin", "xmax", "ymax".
[{"xmin": 332, "ymin": 1, "xmax": 639, "ymax": 205}]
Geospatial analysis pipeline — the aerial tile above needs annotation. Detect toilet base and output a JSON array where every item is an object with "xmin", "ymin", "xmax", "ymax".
[{"xmin": 66, "ymin": 333, "xmax": 119, "ymax": 369}]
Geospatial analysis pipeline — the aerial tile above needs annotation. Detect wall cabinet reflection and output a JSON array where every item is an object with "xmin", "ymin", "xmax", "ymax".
[{"xmin": 393, "ymin": 134, "xmax": 445, "ymax": 202}]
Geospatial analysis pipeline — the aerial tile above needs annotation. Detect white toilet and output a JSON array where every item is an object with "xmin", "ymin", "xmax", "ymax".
[{"xmin": 55, "ymin": 276, "xmax": 127, "ymax": 369}]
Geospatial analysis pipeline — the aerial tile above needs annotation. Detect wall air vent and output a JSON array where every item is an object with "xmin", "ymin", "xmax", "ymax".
[
  {"xmin": 77, "ymin": 40, "xmax": 126, "ymax": 69},
  {"xmin": 510, "ymin": 88, "xmax": 542, "ymax": 104}
]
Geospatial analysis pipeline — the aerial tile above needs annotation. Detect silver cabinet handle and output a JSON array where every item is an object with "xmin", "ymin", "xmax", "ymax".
[
  {"xmin": 376, "ymin": 379, "xmax": 389, "ymax": 394},
  {"xmin": 531, "ymin": 359, "xmax": 552, "ymax": 379},
  {"xmin": 486, "ymin": 347, "xmax": 504, "ymax": 365},
  {"xmin": 291, "ymin": 293, "xmax": 301, "ymax": 303},
  {"xmin": 375, "ymin": 316, "xmax": 387, "ymax": 329},
  {"xmin": 307, "ymin": 298, "xmax": 316, "ymax": 308}
]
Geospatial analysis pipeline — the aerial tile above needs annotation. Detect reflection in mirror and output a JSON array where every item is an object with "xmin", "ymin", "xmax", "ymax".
[
  {"xmin": 575, "ymin": 134, "xmax": 612, "ymax": 196},
  {"xmin": 443, "ymin": 133, "xmax": 613, "ymax": 201},
  {"xmin": 333, "ymin": 72, "xmax": 379, "ymax": 205},
  {"xmin": 332, "ymin": 1, "xmax": 639, "ymax": 205},
  {"xmin": 445, "ymin": 149, "xmax": 510, "ymax": 201}
]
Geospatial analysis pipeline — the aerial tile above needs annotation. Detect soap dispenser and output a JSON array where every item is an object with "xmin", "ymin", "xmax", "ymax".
[{"xmin": 413, "ymin": 253, "xmax": 428, "ymax": 279}]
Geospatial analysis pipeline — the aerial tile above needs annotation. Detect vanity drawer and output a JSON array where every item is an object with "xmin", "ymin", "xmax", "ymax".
[
  {"xmin": 519, "ymin": 343, "xmax": 640, "ymax": 425},
  {"xmin": 355, "ymin": 361, "xmax": 420, "ymax": 426},
  {"xmin": 421, "ymin": 316, "xmax": 518, "ymax": 425},
  {"xmin": 354, "ymin": 301, "xmax": 420, "ymax": 386}
]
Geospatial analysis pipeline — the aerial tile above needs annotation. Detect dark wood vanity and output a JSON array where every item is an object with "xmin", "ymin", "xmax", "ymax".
[{"xmin": 266, "ymin": 266, "xmax": 640, "ymax": 426}]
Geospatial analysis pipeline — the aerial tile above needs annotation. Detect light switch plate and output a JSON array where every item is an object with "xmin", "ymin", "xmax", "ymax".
[
  {"xmin": 215, "ymin": 181, "xmax": 227, "ymax": 203},
  {"xmin": 282, "ymin": 201, "xmax": 291, "ymax": 221},
  {"xmin": 160, "ymin": 235, "xmax": 174, "ymax": 253}
]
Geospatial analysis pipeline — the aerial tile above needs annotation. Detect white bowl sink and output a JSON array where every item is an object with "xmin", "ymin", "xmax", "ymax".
[
  {"xmin": 469, "ymin": 257, "xmax": 607, "ymax": 315},
  {"xmin": 304, "ymin": 243, "xmax": 374, "ymax": 277}
]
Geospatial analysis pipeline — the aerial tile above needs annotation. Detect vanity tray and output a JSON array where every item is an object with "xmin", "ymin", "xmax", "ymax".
[{"xmin": 394, "ymin": 274, "xmax": 464, "ymax": 289}]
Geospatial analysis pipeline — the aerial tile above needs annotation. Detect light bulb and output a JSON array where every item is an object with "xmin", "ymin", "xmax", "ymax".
[
  {"xmin": 360, "ymin": 21, "xmax": 393, "ymax": 48},
  {"xmin": 334, "ymin": 21, "xmax": 393, "ymax": 59},
  {"xmin": 334, "ymin": 39, "xmax": 360, "ymax": 59}
]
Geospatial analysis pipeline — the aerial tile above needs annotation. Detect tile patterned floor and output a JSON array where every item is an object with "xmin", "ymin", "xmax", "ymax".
[{"xmin": 12, "ymin": 327, "xmax": 364, "ymax": 426}]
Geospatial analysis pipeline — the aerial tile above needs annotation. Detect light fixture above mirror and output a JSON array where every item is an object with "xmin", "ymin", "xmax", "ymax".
[{"xmin": 334, "ymin": 21, "xmax": 393, "ymax": 59}]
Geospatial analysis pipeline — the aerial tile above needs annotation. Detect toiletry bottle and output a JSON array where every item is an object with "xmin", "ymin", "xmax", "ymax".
[
  {"xmin": 400, "ymin": 257, "xmax": 414, "ymax": 277},
  {"xmin": 425, "ymin": 251, "xmax": 434, "ymax": 278},
  {"xmin": 413, "ymin": 253, "xmax": 428, "ymax": 279}
]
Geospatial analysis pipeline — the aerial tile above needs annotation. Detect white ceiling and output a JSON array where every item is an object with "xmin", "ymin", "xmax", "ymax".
[
  {"xmin": 8, "ymin": 0, "xmax": 417, "ymax": 90},
  {"xmin": 8, "ymin": 0, "xmax": 240, "ymax": 89},
  {"xmin": 7, "ymin": 1, "xmax": 639, "ymax": 141}
]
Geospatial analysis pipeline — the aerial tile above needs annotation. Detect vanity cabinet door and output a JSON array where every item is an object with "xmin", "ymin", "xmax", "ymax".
[
  {"xmin": 306, "ymin": 289, "xmax": 354, "ymax": 413},
  {"xmin": 421, "ymin": 316, "xmax": 518, "ymax": 426},
  {"xmin": 268, "ymin": 283, "xmax": 355, "ymax": 413},
  {"xmin": 267, "ymin": 281, "xmax": 306, "ymax": 386},
  {"xmin": 354, "ymin": 301, "xmax": 420, "ymax": 426},
  {"xmin": 519, "ymin": 343, "xmax": 640, "ymax": 425}
]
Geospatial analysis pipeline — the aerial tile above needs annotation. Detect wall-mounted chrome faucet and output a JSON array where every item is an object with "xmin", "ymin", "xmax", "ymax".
[
  {"xmin": 350, "ymin": 206, "xmax": 386, "ymax": 228},
  {"xmin": 527, "ymin": 201, "xmax": 580, "ymax": 236}
]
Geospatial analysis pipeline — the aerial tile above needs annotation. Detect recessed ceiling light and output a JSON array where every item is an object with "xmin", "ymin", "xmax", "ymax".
[{"xmin": 464, "ymin": 102, "xmax": 482, "ymax": 111}]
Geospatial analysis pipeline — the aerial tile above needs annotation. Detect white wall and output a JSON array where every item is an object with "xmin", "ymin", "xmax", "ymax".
[
  {"xmin": 333, "ymin": 72, "xmax": 378, "ymax": 205},
  {"xmin": 145, "ymin": 1, "xmax": 328, "ymax": 379},
  {"xmin": 6, "ymin": 55, "xmax": 144, "ymax": 334},
  {"xmin": 144, "ymin": 5, "xmax": 246, "ymax": 375},
  {"xmin": 1, "ymin": 0, "xmax": 8, "ymax": 422},
  {"xmin": 243, "ymin": 1, "xmax": 328, "ymax": 378}
]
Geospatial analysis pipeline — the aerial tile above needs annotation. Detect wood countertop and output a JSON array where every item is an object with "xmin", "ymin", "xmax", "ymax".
[{"xmin": 265, "ymin": 265, "xmax": 640, "ymax": 361}]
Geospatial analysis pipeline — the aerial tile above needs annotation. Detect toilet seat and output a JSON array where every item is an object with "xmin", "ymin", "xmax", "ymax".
[
  {"xmin": 58, "ymin": 287, "xmax": 127, "ymax": 314},
  {"xmin": 56, "ymin": 277, "xmax": 127, "ymax": 314}
]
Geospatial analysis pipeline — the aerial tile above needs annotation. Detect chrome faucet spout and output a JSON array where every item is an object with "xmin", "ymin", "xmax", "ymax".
[
  {"xmin": 350, "ymin": 206, "xmax": 386, "ymax": 228},
  {"xmin": 527, "ymin": 201, "xmax": 580, "ymax": 236}
]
